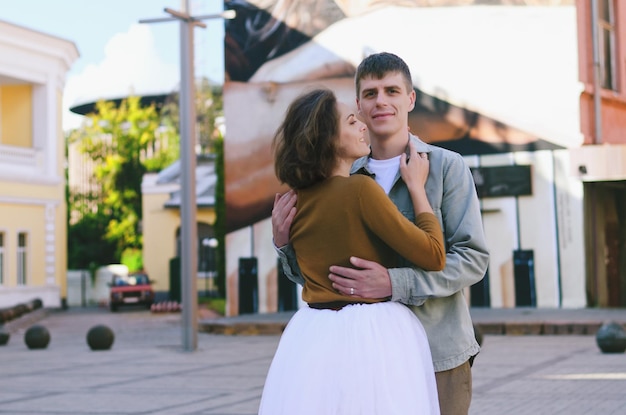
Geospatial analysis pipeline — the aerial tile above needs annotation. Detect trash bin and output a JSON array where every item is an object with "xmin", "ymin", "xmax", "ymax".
[
  {"xmin": 277, "ymin": 258, "xmax": 298, "ymax": 311},
  {"xmin": 513, "ymin": 249, "xmax": 536, "ymax": 307},
  {"xmin": 169, "ymin": 257, "xmax": 181, "ymax": 303},
  {"xmin": 239, "ymin": 257, "xmax": 258, "ymax": 314},
  {"xmin": 470, "ymin": 268, "xmax": 491, "ymax": 307}
]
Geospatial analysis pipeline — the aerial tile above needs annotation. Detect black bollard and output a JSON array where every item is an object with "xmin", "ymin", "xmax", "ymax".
[
  {"xmin": 86, "ymin": 325, "xmax": 115, "ymax": 351},
  {"xmin": 0, "ymin": 327, "xmax": 9, "ymax": 346},
  {"xmin": 595, "ymin": 321, "xmax": 626, "ymax": 354},
  {"xmin": 24, "ymin": 325, "xmax": 50, "ymax": 349}
]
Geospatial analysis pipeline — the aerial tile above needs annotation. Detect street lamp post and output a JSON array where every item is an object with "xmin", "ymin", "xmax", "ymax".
[{"xmin": 139, "ymin": 2, "xmax": 235, "ymax": 352}]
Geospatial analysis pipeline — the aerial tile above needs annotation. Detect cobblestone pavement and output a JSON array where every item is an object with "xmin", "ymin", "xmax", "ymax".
[{"xmin": 1, "ymin": 306, "xmax": 625, "ymax": 414}]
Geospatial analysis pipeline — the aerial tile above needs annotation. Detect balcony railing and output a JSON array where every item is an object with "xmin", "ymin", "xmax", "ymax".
[
  {"xmin": 0, "ymin": 144, "xmax": 49, "ymax": 182},
  {"xmin": 0, "ymin": 144, "xmax": 41, "ymax": 168}
]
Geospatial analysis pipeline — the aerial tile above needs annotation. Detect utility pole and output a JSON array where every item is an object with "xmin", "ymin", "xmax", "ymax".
[{"xmin": 140, "ymin": 1, "xmax": 235, "ymax": 352}]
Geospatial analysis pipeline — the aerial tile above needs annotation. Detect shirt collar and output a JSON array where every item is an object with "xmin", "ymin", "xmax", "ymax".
[{"xmin": 351, "ymin": 133, "xmax": 432, "ymax": 176}]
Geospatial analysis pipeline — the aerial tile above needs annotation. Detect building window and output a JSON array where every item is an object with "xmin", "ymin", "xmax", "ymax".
[
  {"xmin": 598, "ymin": 0, "xmax": 617, "ymax": 90},
  {"xmin": 17, "ymin": 232, "xmax": 27, "ymax": 285},
  {"xmin": 0, "ymin": 232, "xmax": 4, "ymax": 284}
]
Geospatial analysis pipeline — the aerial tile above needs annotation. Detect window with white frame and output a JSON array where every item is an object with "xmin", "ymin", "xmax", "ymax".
[
  {"xmin": 598, "ymin": 0, "xmax": 617, "ymax": 90},
  {"xmin": 17, "ymin": 232, "xmax": 27, "ymax": 285},
  {"xmin": 0, "ymin": 232, "xmax": 4, "ymax": 284}
]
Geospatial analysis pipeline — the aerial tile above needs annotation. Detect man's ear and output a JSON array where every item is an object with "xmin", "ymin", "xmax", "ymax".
[
  {"xmin": 356, "ymin": 99, "xmax": 364, "ymax": 119},
  {"xmin": 408, "ymin": 90, "xmax": 416, "ymax": 112}
]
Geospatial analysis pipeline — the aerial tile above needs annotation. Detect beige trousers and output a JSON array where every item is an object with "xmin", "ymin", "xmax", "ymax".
[{"xmin": 435, "ymin": 360, "xmax": 472, "ymax": 415}]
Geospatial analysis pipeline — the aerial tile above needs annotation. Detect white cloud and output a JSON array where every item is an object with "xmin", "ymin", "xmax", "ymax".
[{"xmin": 63, "ymin": 24, "xmax": 179, "ymax": 131}]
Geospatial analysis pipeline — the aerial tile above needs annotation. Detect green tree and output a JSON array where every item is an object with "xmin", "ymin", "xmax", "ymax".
[
  {"xmin": 67, "ymin": 211, "xmax": 118, "ymax": 270},
  {"xmin": 67, "ymin": 81, "xmax": 226, "ymax": 296},
  {"xmin": 161, "ymin": 77, "xmax": 223, "ymax": 154},
  {"xmin": 67, "ymin": 96, "xmax": 179, "ymax": 267},
  {"xmin": 214, "ymin": 134, "xmax": 226, "ymax": 297}
]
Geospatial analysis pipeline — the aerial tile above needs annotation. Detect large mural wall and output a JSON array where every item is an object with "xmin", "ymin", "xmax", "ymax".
[{"xmin": 222, "ymin": 0, "xmax": 585, "ymax": 315}]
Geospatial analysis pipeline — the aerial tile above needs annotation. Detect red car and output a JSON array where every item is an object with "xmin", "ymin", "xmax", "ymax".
[{"xmin": 109, "ymin": 271, "xmax": 155, "ymax": 312}]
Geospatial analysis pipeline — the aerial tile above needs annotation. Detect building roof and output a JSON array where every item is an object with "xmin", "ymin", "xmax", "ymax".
[
  {"xmin": 143, "ymin": 155, "xmax": 216, "ymax": 208},
  {"xmin": 69, "ymin": 93, "xmax": 171, "ymax": 116}
]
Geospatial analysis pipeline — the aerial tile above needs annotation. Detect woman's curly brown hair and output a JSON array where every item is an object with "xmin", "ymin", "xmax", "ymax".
[{"xmin": 273, "ymin": 88, "xmax": 340, "ymax": 189}]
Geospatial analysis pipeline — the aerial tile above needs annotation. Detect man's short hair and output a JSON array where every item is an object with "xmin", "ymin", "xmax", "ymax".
[{"xmin": 355, "ymin": 52, "xmax": 413, "ymax": 98}]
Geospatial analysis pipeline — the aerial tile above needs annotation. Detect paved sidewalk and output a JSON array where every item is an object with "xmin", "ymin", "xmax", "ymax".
[{"xmin": 1, "ymin": 306, "xmax": 625, "ymax": 414}]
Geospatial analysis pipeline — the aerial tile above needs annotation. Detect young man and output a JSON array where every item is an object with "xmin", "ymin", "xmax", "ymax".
[{"xmin": 272, "ymin": 52, "xmax": 490, "ymax": 415}]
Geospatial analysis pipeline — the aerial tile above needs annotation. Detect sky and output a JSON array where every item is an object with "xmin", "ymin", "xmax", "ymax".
[{"xmin": 1, "ymin": 0, "xmax": 226, "ymax": 130}]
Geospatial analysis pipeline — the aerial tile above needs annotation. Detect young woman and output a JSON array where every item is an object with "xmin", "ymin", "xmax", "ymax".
[{"xmin": 258, "ymin": 88, "xmax": 444, "ymax": 415}]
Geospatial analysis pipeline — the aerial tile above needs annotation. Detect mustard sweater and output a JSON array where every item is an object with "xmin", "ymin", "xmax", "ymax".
[{"xmin": 291, "ymin": 175, "xmax": 445, "ymax": 305}]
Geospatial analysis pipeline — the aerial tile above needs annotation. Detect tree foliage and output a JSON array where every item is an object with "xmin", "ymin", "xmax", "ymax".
[
  {"xmin": 161, "ymin": 77, "xmax": 224, "ymax": 154},
  {"xmin": 67, "ymin": 96, "xmax": 179, "ymax": 267},
  {"xmin": 214, "ymin": 134, "xmax": 226, "ymax": 298},
  {"xmin": 67, "ymin": 80, "xmax": 226, "ymax": 295},
  {"xmin": 67, "ymin": 211, "xmax": 118, "ymax": 270}
]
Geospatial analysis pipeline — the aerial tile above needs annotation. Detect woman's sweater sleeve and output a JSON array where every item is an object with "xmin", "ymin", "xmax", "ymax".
[{"xmin": 359, "ymin": 179, "xmax": 446, "ymax": 271}]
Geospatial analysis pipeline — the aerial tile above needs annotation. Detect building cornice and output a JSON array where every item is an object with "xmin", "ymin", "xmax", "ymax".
[{"xmin": 0, "ymin": 21, "xmax": 79, "ymax": 91}]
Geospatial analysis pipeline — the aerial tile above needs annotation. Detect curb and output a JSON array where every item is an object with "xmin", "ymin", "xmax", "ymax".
[
  {"xmin": 200, "ymin": 321, "xmax": 288, "ymax": 335},
  {"xmin": 1, "ymin": 308, "xmax": 52, "ymax": 333},
  {"xmin": 477, "ymin": 321, "xmax": 605, "ymax": 336},
  {"xmin": 199, "ymin": 320, "xmax": 623, "ymax": 337}
]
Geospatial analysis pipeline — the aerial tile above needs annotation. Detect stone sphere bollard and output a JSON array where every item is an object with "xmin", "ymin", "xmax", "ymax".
[
  {"xmin": 86, "ymin": 325, "xmax": 115, "ymax": 351},
  {"xmin": 24, "ymin": 325, "xmax": 50, "ymax": 349},
  {"xmin": 0, "ymin": 327, "xmax": 10, "ymax": 346},
  {"xmin": 595, "ymin": 321, "xmax": 626, "ymax": 354},
  {"xmin": 32, "ymin": 298, "xmax": 43, "ymax": 310}
]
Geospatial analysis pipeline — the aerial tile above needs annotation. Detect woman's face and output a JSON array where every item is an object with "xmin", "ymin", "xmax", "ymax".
[{"xmin": 336, "ymin": 101, "xmax": 369, "ymax": 161}]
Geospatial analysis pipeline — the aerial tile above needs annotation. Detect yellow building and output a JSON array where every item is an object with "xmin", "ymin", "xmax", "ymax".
[
  {"xmin": 142, "ymin": 155, "xmax": 217, "ymax": 301},
  {"xmin": 0, "ymin": 20, "xmax": 79, "ymax": 308}
]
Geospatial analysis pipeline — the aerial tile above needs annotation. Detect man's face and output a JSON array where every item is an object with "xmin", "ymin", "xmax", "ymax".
[{"xmin": 356, "ymin": 72, "xmax": 415, "ymax": 140}]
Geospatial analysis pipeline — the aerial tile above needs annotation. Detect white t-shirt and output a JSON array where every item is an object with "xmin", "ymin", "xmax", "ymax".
[{"xmin": 368, "ymin": 155, "xmax": 401, "ymax": 195}]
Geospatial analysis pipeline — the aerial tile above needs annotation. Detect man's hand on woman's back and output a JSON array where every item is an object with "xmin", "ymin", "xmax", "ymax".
[{"xmin": 272, "ymin": 190, "xmax": 297, "ymax": 248}]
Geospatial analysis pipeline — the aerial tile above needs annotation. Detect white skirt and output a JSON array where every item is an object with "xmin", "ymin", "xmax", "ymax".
[{"xmin": 258, "ymin": 302, "xmax": 440, "ymax": 415}]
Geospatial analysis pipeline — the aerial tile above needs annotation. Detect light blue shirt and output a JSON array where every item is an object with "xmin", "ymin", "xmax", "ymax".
[{"xmin": 276, "ymin": 134, "xmax": 490, "ymax": 372}]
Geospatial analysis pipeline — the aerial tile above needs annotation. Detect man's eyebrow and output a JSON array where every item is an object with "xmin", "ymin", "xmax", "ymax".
[{"xmin": 361, "ymin": 84, "xmax": 403, "ymax": 92}]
